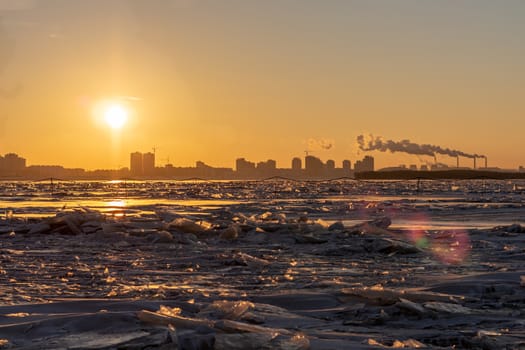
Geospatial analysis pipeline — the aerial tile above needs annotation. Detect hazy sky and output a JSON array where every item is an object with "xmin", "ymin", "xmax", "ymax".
[{"xmin": 1, "ymin": 0, "xmax": 524, "ymax": 169}]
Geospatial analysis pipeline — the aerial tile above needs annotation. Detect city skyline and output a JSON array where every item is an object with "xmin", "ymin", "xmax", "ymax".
[
  {"xmin": 1, "ymin": 1, "xmax": 525, "ymax": 169},
  {"xmin": 0, "ymin": 146, "xmax": 524, "ymax": 175},
  {"xmin": 4, "ymin": 148, "xmax": 525, "ymax": 181},
  {"xmin": 0, "ymin": 150, "xmax": 369, "ymax": 179}
]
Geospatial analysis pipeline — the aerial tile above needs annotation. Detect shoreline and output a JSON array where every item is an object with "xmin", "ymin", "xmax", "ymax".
[{"xmin": 2, "ymin": 169, "xmax": 525, "ymax": 181}]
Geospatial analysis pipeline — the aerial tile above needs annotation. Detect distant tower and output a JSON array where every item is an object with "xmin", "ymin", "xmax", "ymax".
[
  {"xmin": 363, "ymin": 156, "xmax": 374, "ymax": 172},
  {"xmin": 3, "ymin": 153, "xmax": 26, "ymax": 172},
  {"xmin": 236, "ymin": 158, "xmax": 256, "ymax": 174},
  {"xmin": 326, "ymin": 159, "xmax": 335, "ymax": 170},
  {"xmin": 305, "ymin": 155, "xmax": 324, "ymax": 177},
  {"xmin": 143, "ymin": 152, "xmax": 155, "ymax": 175},
  {"xmin": 355, "ymin": 156, "xmax": 374, "ymax": 173},
  {"xmin": 292, "ymin": 157, "xmax": 302, "ymax": 171},
  {"xmin": 267, "ymin": 159, "xmax": 277, "ymax": 170},
  {"xmin": 130, "ymin": 152, "xmax": 143, "ymax": 176},
  {"xmin": 342, "ymin": 160, "xmax": 351, "ymax": 170}
]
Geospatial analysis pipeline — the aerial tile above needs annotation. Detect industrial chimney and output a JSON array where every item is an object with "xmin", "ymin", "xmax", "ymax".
[
  {"xmin": 456, "ymin": 156, "xmax": 459, "ymax": 168},
  {"xmin": 473, "ymin": 157, "xmax": 476, "ymax": 169},
  {"xmin": 484, "ymin": 156, "xmax": 488, "ymax": 169}
]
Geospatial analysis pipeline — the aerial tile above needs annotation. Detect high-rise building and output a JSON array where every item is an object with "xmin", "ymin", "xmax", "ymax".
[
  {"xmin": 363, "ymin": 156, "xmax": 374, "ymax": 171},
  {"xmin": 354, "ymin": 156, "xmax": 374, "ymax": 173},
  {"xmin": 326, "ymin": 159, "xmax": 335, "ymax": 170},
  {"xmin": 256, "ymin": 159, "xmax": 277, "ymax": 177},
  {"xmin": 292, "ymin": 157, "xmax": 302, "ymax": 171},
  {"xmin": 257, "ymin": 159, "xmax": 276, "ymax": 170},
  {"xmin": 236, "ymin": 158, "xmax": 256, "ymax": 178},
  {"xmin": 130, "ymin": 152, "xmax": 143, "ymax": 176},
  {"xmin": 143, "ymin": 152, "xmax": 155, "ymax": 175},
  {"xmin": 305, "ymin": 155, "xmax": 324, "ymax": 177},
  {"xmin": 236, "ymin": 158, "xmax": 255, "ymax": 172},
  {"xmin": 3, "ymin": 153, "xmax": 26, "ymax": 172},
  {"xmin": 342, "ymin": 160, "xmax": 351, "ymax": 170}
]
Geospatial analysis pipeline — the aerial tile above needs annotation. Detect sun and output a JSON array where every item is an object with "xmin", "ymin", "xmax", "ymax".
[{"xmin": 104, "ymin": 104, "xmax": 128, "ymax": 129}]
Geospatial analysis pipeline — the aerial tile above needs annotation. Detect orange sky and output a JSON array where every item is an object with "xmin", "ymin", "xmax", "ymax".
[{"xmin": 1, "ymin": 1, "xmax": 524, "ymax": 170}]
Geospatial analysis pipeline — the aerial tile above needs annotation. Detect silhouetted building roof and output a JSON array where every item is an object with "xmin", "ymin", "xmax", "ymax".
[
  {"xmin": 0, "ymin": 153, "xmax": 26, "ymax": 176},
  {"xmin": 236, "ymin": 158, "xmax": 256, "ymax": 174}
]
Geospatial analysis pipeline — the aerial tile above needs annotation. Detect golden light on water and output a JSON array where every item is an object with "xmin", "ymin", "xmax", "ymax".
[
  {"xmin": 106, "ymin": 200, "xmax": 126, "ymax": 208},
  {"xmin": 107, "ymin": 180, "xmax": 124, "ymax": 184},
  {"xmin": 105, "ymin": 200, "xmax": 127, "ymax": 218}
]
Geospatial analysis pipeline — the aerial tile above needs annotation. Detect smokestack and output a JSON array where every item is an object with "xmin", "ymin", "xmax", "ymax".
[
  {"xmin": 474, "ymin": 157, "xmax": 476, "ymax": 169},
  {"xmin": 485, "ymin": 156, "xmax": 487, "ymax": 169},
  {"xmin": 456, "ymin": 156, "xmax": 459, "ymax": 168},
  {"xmin": 434, "ymin": 154, "xmax": 437, "ymax": 164}
]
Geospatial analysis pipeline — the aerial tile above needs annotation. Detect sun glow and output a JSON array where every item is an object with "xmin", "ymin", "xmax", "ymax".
[{"xmin": 104, "ymin": 104, "xmax": 128, "ymax": 129}]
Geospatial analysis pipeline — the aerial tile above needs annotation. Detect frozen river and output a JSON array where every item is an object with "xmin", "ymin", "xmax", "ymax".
[
  {"xmin": 2, "ymin": 179, "xmax": 525, "ymax": 349},
  {"xmin": 2, "ymin": 179, "xmax": 525, "ymax": 230}
]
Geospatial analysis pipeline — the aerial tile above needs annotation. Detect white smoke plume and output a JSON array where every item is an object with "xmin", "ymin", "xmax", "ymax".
[
  {"xmin": 307, "ymin": 138, "xmax": 334, "ymax": 151},
  {"xmin": 357, "ymin": 134, "xmax": 485, "ymax": 159}
]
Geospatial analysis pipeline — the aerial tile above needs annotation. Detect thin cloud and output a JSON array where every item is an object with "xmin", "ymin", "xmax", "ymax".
[
  {"xmin": 0, "ymin": 18, "xmax": 16, "ymax": 98},
  {"xmin": 0, "ymin": 85, "xmax": 21, "ymax": 99},
  {"xmin": 169, "ymin": 0, "xmax": 201, "ymax": 9},
  {"xmin": 118, "ymin": 96, "xmax": 143, "ymax": 102},
  {"xmin": 0, "ymin": 0, "xmax": 36, "ymax": 11}
]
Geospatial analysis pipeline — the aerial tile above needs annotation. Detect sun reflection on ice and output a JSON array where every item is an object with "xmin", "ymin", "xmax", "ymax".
[
  {"xmin": 105, "ymin": 200, "xmax": 127, "ymax": 218},
  {"xmin": 106, "ymin": 200, "xmax": 126, "ymax": 208},
  {"xmin": 107, "ymin": 180, "xmax": 124, "ymax": 185}
]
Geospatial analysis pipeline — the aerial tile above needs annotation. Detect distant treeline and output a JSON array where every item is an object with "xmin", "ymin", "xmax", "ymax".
[{"xmin": 355, "ymin": 170, "xmax": 525, "ymax": 180}]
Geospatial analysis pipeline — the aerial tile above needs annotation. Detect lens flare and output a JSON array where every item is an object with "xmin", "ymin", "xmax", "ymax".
[
  {"xmin": 405, "ymin": 212, "xmax": 431, "ymax": 249},
  {"xmin": 431, "ymin": 230, "xmax": 470, "ymax": 264},
  {"xmin": 404, "ymin": 212, "xmax": 471, "ymax": 264}
]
